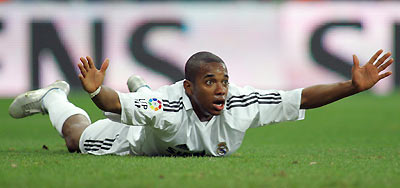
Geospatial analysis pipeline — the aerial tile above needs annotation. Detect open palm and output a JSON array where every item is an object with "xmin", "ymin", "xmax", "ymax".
[
  {"xmin": 78, "ymin": 56, "xmax": 109, "ymax": 93},
  {"xmin": 351, "ymin": 50, "xmax": 393, "ymax": 92}
]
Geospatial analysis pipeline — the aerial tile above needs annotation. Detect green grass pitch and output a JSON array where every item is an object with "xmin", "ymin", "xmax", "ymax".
[{"xmin": 1, "ymin": 91, "xmax": 399, "ymax": 187}]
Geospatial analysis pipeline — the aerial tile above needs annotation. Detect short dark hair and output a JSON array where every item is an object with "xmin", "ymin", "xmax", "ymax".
[{"xmin": 184, "ymin": 51, "xmax": 225, "ymax": 82}]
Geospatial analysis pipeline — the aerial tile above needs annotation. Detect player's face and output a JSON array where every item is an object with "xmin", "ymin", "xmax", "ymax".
[{"xmin": 184, "ymin": 62, "xmax": 229, "ymax": 122}]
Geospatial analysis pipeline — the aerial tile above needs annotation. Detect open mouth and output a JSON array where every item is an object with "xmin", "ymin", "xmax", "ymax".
[{"xmin": 213, "ymin": 99, "xmax": 225, "ymax": 111}]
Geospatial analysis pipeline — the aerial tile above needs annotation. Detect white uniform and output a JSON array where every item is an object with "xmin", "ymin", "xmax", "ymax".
[{"xmin": 79, "ymin": 81, "xmax": 305, "ymax": 157}]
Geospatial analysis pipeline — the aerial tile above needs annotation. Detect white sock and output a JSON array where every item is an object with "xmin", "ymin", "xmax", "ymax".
[{"xmin": 42, "ymin": 89, "xmax": 91, "ymax": 137}]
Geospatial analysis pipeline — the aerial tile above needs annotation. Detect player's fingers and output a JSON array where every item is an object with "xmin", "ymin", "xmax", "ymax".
[
  {"xmin": 378, "ymin": 71, "xmax": 392, "ymax": 80},
  {"xmin": 368, "ymin": 49, "xmax": 383, "ymax": 64},
  {"xmin": 375, "ymin": 52, "xmax": 391, "ymax": 67},
  {"xmin": 87, "ymin": 56, "xmax": 95, "ymax": 69},
  {"xmin": 78, "ymin": 63, "xmax": 87, "ymax": 77},
  {"xmin": 78, "ymin": 74, "xmax": 84, "ymax": 82},
  {"xmin": 353, "ymin": 54, "xmax": 360, "ymax": 68},
  {"xmin": 378, "ymin": 58, "xmax": 394, "ymax": 72},
  {"xmin": 80, "ymin": 57, "xmax": 89, "ymax": 71},
  {"xmin": 100, "ymin": 58, "xmax": 109, "ymax": 73}
]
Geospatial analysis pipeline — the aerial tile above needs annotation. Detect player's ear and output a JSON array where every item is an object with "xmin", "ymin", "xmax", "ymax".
[{"xmin": 184, "ymin": 80, "xmax": 193, "ymax": 96}]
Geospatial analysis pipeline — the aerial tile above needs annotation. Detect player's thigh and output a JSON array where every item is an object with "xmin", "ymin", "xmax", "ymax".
[{"xmin": 79, "ymin": 119, "xmax": 131, "ymax": 156}]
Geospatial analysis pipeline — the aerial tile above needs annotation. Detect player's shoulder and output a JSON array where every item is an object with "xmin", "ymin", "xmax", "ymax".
[
  {"xmin": 152, "ymin": 80, "xmax": 186, "ymax": 115},
  {"xmin": 229, "ymin": 83, "xmax": 284, "ymax": 94},
  {"xmin": 155, "ymin": 80, "xmax": 186, "ymax": 111},
  {"xmin": 228, "ymin": 83, "xmax": 276, "ymax": 97},
  {"xmin": 228, "ymin": 83, "xmax": 253, "ymax": 95},
  {"xmin": 121, "ymin": 80, "xmax": 184, "ymax": 101},
  {"xmin": 156, "ymin": 80, "xmax": 185, "ymax": 98},
  {"xmin": 227, "ymin": 83, "xmax": 283, "ymax": 107}
]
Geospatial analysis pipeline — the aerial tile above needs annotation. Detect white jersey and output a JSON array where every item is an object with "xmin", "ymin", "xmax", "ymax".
[{"xmin": 118, "ymin": 80, "xmax": 305, "ymax": 157}]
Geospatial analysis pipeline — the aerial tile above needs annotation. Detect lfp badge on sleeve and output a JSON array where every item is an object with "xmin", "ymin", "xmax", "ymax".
[{"xmin": 149, "ymin": 98, "xmax": 162, "ymax": 111}]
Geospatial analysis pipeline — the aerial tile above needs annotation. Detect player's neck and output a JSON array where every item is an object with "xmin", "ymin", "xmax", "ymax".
[
  {"xmin": 191, "ymin": 105, "xmax": 212, "ymax": 122},
  {"xmin": 188, "ymin": 96, "xmax": 213, "ymax": 122},
  {"xmin": 194, "ymin": 110, "xmax": 213, "ymax": 122}
]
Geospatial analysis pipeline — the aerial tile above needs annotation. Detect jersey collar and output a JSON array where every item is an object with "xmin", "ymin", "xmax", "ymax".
[{"xmin": 182, "ymin": 91, "xmax": 193, "ymax": 111}]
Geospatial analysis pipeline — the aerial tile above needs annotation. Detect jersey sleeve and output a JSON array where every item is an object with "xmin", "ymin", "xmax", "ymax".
[
  {"xmin": 118, "ymin": 91, "xmax": 164, "ymax": 127},
  {"xmin": 226, "ymin": 84, "xmax": 305, "ymax": 129},
  {"xmin": 254, "ymin": 88, "xmax": 305, "ymax": 128}
]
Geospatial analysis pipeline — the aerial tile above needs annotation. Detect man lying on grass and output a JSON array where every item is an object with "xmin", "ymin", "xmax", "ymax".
[{"xmin": 9, "ymin": 50, "xmax": 393, "ymax": 156}]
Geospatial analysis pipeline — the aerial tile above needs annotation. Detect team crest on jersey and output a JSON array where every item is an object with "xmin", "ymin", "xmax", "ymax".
[
  {"xmin": 148, "ymin": 98, "xmax": 162, "ymax": 111},
  {"xmin": 216, "ymin": 142, "xmax": 229, "ymax": 156}
]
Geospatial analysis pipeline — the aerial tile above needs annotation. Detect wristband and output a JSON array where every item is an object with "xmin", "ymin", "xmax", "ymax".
[{"xmin": 89, "ymin": 86, "xmax": 102, "ymax": 98}]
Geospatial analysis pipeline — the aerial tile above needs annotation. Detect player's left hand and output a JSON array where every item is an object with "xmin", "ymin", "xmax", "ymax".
[
  {"xmin": 351, "ymin": 49, "xmax": 394, "ymax": 92},
  {"xmin": 78, "ymin": 56, "xmax": 109, "ymax": 93}
]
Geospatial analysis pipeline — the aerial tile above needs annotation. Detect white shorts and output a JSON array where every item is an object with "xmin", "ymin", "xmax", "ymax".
[{"xmin": 79, "ymin": 119, "xmax": 132, "ymax": 155}]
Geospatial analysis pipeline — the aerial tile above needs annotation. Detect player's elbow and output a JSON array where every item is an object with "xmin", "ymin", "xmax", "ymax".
[
  {"xmin": 101, "ymin": 101, "xmax": 121, "ymax": 114},
  {"xmin": 300, "ymin": 96, "xmax": 309, "ymax": 109},
  {"xmin": 300, "ymin": 91, "xmax": 318, "ymax": 109},
  {"xmin": 111, "ymin": 101, "xmax": 122, "ymax": 114}
]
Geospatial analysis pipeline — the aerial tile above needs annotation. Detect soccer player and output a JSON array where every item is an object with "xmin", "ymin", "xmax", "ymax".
[{"xmin": 9, "ymin": 50, "xmax": 393, "ymax": 156}]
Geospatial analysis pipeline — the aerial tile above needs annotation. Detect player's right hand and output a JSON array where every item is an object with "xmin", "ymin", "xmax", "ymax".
[{"xmin": 78, "ymin": 56, "xmax": 109, "ymax": 93}]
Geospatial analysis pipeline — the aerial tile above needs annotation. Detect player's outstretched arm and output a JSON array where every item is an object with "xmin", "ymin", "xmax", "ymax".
[
  {"xmin": 300, "ymin": 49, "xmax": 394, "ymax": 109},
  {"xmin": 78, "ymin": 56, "xmax": 121, "ymax": 114}
]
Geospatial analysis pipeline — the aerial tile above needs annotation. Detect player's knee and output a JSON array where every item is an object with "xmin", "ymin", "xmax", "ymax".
[
  {"xmin": 63, "ymin": 126, "xmax": 86, "ymax": 152},
  {"xmin": 62, "ymin": 115, "xmax": 90, "ymax": 153},
  {"xmin": 63, "ymin": 127, "xmax": 81, "ymax": 152},
  {"xmin": 65, "ymin": 136, "xmax": 79, "ymax": 152}
]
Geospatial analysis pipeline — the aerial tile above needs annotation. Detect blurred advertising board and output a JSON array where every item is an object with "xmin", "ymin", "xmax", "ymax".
[{"xmin": 0, "ymin": 2, "xmax": 398, "ymax": 96}]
